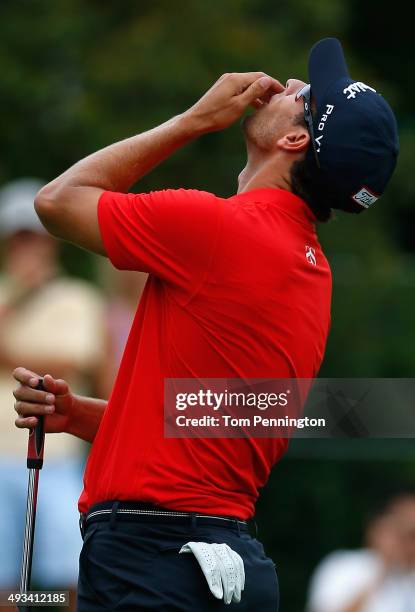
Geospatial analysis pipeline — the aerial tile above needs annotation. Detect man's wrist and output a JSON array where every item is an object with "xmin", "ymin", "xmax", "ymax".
[
  {"xmin": 65, "ymin": 394, "xmax": 82, "ymax": 437},
  {"xmin": 179, "ymin": 108, "xmax": 211, "ymax": 138}
]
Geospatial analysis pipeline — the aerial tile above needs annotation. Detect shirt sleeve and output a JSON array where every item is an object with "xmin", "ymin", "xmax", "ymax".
[{"xmin": 97, "ymin": 188, "xmax": 221, "ymax": 297}]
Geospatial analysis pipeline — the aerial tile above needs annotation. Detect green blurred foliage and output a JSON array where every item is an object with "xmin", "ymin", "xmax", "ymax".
[{"xmin": 0, "ymin": 1, "xmax": 413, "ymax": 609}]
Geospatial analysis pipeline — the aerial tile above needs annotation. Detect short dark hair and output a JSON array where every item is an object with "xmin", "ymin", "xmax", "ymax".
[{"xmin": 289, "ymin": 113, "xmax": 333, "ymax": 223}]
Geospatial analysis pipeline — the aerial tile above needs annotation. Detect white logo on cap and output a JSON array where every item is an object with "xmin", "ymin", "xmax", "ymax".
[
  {"xmin": 305, "ymin": 245, "xmax": 317, "ymax": 265},
  {"xmin": 315, "ymin": 104, "xmax": 335, "ymax": 153},
  {"xmin": 343, "ymin": 82, "xmax": 377, "ymax": 100},
  {"xmin": 352, "ymin": 187, "xmax": 379, "ymax": 208}
]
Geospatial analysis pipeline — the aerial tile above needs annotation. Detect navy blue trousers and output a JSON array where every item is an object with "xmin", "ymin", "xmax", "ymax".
[{"xmin": 77, "ymin": 517, "xmax": 279, "ymax": 611}]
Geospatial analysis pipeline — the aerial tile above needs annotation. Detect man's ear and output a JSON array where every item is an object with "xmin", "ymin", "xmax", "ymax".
[{"xmin": 277, "ymin": 128, "xmax": 309, "ymax": 154}]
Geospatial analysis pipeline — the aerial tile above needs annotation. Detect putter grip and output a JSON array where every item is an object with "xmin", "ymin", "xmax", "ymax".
[{"xmin": 27, "ymin": 378, "xmax": 45, "ymax": 469}]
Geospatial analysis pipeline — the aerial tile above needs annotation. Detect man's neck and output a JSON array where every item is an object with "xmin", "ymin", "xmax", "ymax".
[{"xmin": 237, "ymin": 147, "xmax": 293, "ymax": 194}]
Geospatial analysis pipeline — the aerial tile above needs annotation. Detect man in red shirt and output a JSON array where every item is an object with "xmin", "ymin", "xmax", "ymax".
[{"xmin": 13, "ymin": 39, "xmax": 398, "ymax": 610}]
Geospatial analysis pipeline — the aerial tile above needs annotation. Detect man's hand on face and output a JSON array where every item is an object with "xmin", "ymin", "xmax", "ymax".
[
  {"xmin": 13, "ymin": 368, "xmax": 74, "ymax": 434},
  {"xmin": 186, "ymin": 72, "xmax": 284, "ymax": 134}
]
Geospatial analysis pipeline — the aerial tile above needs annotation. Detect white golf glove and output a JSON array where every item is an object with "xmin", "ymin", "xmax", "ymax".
[{"xmin": 179, "ymin": 541, "xmax": 245, "ymax": 605}]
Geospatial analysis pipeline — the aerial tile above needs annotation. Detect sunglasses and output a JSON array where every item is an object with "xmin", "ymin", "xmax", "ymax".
[{"xmin": 295, "ymin": 84, "xmax": 321, "ymax": 168}]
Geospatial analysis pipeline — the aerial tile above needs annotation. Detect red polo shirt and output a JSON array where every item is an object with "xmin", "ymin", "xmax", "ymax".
[{"xmin": 78, "ymin": 188, "xmax": 331, "ymax": 518}]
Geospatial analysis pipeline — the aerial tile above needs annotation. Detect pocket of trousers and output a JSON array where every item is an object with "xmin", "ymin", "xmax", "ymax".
[
  {"xmin": 149, "ymin": 543, "xmax": 217, "ymax": 604},
  {"xmin": 78, "ymin": 525, "xmax": 110, "ymax": 608},
  {"xmin": 79, "ymin": 523, "xmax": 161, "ymax": 609}
]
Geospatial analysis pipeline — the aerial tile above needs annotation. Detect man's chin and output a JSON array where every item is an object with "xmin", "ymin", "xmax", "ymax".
[
  {"xmin": 241, "ymin": 114, "xmax": 251, "ymax": 132},
  {"xmin": 241, "ymin": 105, "xmax": 268, "ymax": 133},
  {"xmin": 241, "ymin": 113, "xmax": 256, "ymax": 138}
]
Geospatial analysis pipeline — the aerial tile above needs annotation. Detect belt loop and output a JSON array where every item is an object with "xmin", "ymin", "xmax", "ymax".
[
  {"xmin": 253, "ymin": 519, "xmax": 258, "ymax": 539},
  {"xmin": 190, "ymin": 512, "xmax": 197, "ymax": 530},
  {"xmin": 79, "ymin": 513, "xmax": 86, "ymax": 540},
  {"xmin": 235, "ymin": 520, "xmax": 241, "ymax": 537},
  {"xmin": 110, "ymin": 501, "xmax": 120, "ymax": 530}
]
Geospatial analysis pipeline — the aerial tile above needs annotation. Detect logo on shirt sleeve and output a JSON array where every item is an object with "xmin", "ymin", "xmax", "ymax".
[{"xmin": 305, "ymin": 245, "xmax": 317, "ymax": 266}]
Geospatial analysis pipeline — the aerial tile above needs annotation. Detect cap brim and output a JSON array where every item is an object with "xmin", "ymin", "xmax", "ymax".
[{"xmin": 308, "ymin": 38, "xmax": 350, "ymax": 101}]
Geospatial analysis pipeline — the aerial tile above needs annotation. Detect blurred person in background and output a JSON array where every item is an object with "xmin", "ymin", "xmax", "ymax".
[
  {"xmin": 306, "ymin": 490, "xmax": 415, "ymax": 612},
  {"xmin": 0, "ymin": 178, "xmax": 107, "ymax": 611}
]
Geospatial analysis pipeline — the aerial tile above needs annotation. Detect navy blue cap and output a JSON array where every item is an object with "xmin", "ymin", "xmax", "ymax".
[{"xmin": 307, "ymin": 38, "xmax": 399, "ymax": 213}]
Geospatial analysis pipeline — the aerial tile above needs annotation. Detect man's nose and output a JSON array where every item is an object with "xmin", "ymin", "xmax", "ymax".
[{"xmin": 285, "ymin": 79, "xmax": 306, "ymax": 95}]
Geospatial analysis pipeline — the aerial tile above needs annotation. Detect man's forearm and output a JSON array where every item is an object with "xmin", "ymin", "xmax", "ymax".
[
  {"xmin": 34, "ymin": 73, "xmax": 278, "ymax": 254},
  {"xmin": 38, "ymin": 72, "xmax": 281, "ymax": 197},
  {"xmin": 42, "ymin": 111, "xmax": 202, "ymax": 195},
  {"xmin": 66, "ymin": 395, "xmax": 108, "ymax": 443}
]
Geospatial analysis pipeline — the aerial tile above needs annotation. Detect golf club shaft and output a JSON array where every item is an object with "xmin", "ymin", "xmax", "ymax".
[
  {"xmin": 19, "ymin": 468, "xmax": 40, "ymax": 593},
  {"xmin": 19, "ymin": 379, "xmax": 45, "ymax": 612}
]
